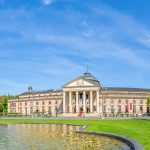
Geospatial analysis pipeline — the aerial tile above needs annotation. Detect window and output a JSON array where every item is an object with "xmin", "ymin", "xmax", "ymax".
[
  {"xmin": 49, "ymin": 101, "xmax": 51, "ymax": 105},
  {"xmin": 118, "ymin": 99, "xmax": 121, "ymax": 104},
  {"xmin": 25, "ymin": 108, "xmax": 27, "ymax": 115},
  {"xmin": 79, "ymin": 94, "xmax": 82, "ymax": 99},
  {"xmin": 42, "ymin": 107, "xmax": 45, "ymax": 113},
  {"xmin": 48, "ymin": 106, "xmax": 51, "ymax": 111},
  {"xmin": 48, "ymin": 107, "xmax": 51, "ymax": 114},
  {"xmin": 42, "ymin": 101, "xmax": 45, "ymax": 105},
  {"xmin": 133, "ymin": 100, "xmax": 136, "ymax": 104},
  {"xmin": 103, "ymin": 99, "xmax": 106, "ymax": 103},
  {"xmin": 133, "ymin": 105, "xmax": 136, "ymax": 113},
  {"xmin": 111, "ymin": 99, "xmax": 114, "ymax": 104},
  {"xmin": 86, "ymin": 94, "xmax": 89, "ymax": 99},
  {"xmin": 36, "ymin": 102, "xmax": 38, "ymax": 105},
  {"xmin": 140, "ymin": 106, "xmax": 143, "ymax": 111},
  {"xmin": 125, "ymin": 105, "xmax": 129, "ymax": 113},
  {"xmin": 111, "ymin": 106, "xmax": 114, "ymax": 113},
  {"xmin": 140, "ymin": 100, "xmax": 143, "ymax": 104},
  {"xmin": 102, "ymin": 105, "xmax": 106, "ymax": 113},
  {"xmin": 10, "ymin": 103, "xmax": 16, "ymax": 107},
  {"xmin": 55, "ymin": 101, "xmax": 58, "ymax": 104},
  {"xmin": 25, "ymin": 102, "xmax": 27, "ymax": 106},
  {"xmin": 20, "ymin": 103, "xmax": 22, "ymax": 106},
  {"xmin": 118, "ymin": 106, "xmax": 121, "ymax": 113},
  {"xmin": 93, "ymin": 106, "xmax": 96, "ymax": 112},
  {"xmin": 126, "ymin": 99, "xmax": 128, "ymax": 104}
]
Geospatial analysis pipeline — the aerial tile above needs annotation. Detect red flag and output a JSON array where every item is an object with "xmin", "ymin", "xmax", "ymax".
[{"xmin": 130, "ymin": 103, "xmax": 132, "ymax": 110}]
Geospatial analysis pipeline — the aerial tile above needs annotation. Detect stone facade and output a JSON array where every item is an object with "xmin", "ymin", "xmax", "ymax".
[{"xmin": 8, "ymin": 72, "xmax": 150, "ymax": 116}]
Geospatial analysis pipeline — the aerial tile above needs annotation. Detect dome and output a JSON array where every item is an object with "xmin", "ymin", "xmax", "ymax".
[
  {"xmin": 81, "ymin": 72, "xmax": 100, "ymax": 86},
  {"xmin": 82, "ymin": 72, "xmax": 97, "ymax": 80}
]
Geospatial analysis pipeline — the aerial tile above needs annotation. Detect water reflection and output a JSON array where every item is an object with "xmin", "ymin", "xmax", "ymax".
[{"xmin": 0, "ymin": 124, "xmax": 131, "ymax": 150}]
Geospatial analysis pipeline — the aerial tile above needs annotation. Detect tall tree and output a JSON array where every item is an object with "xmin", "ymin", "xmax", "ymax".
[
  {"xmin": 0, "ymin": 95, "xmax": 15, "ymax": 113},
  {"xmin": 0, "ymin": 104, "xmax": 3, "ymax": 112}
]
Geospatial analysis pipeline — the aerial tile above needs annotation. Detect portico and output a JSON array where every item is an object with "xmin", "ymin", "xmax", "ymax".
[{"xmin": 62, "ymin": 72, "xmax": 101, "ymax": 116}]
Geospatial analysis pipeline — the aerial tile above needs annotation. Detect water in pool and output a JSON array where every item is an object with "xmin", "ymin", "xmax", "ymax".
[{"xmin": 0, "ymin": 124, "xmax": 132, "ymax": 150}]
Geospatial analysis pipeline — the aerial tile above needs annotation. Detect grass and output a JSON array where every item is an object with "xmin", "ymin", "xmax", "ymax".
[{"xmin": 0, "ymin": 119, "xmax": 149, "ymax": 149}]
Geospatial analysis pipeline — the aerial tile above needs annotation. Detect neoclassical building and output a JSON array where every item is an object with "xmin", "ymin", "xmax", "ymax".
[{"xmin": 8, "ymin": 72, "xmax": 150, "ymax": 116}]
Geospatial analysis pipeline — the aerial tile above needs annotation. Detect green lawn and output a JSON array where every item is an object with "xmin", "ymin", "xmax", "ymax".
[{"xmin": 0, "ymin": 119, "xmax": 149, "ymax": 149}]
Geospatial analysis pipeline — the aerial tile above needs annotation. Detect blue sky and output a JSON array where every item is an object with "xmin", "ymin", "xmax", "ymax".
[{"xmin": 0, "ymin": 0, "xmax": 150, "ymax": 95}]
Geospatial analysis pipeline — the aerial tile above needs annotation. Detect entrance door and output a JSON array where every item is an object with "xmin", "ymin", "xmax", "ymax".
[
  {"xmin": 86, "ymin": 107, "xmax": 90, "ymax": 113},
  {"xmin": 79, "ymin": 107, "xmax": 83, "ymax": 112}
]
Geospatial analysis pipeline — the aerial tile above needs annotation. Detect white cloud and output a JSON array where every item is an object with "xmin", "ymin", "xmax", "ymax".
[{"xmin": 42, "ymin": 0, "xmax": 54, "ymax": 5}]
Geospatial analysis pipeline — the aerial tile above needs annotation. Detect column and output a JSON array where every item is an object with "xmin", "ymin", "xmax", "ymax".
[
  {"xmin": 63, "ymin": 91, "xmax": 66, "ymax": 113},
  {"xmin": 96, "ymin": 89, "xmax": 100, "ymax": 113},
  {"xmin": 76, "ymin": 91, "xmax": 79, "ymax": 113},
  {"xmin": 69, "ymin": 91, "xmax": 72, "ymax": 113},
  {"xmin": 83, "ymin": 90, "xmax": 86, "ymax": 113},
  {"xmin": 90, "ymin": 90, "xmax": 93, "ymax": 113}
]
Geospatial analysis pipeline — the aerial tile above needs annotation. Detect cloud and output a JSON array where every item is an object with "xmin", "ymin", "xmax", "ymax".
[
  {"xmin": 1, "ymin": 0, "xmax": 150, "ymax": 93},
  {"xmin": 42, "ymin": 0, "xmax": 54, "ymax": 5}
]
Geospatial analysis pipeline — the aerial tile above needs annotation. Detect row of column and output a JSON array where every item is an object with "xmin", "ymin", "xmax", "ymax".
[{"xmin": 63, "ymin": 90, "xmax": 100, "ymax": 113}]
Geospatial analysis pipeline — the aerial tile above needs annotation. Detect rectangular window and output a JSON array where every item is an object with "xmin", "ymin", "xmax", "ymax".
[
  {"xmin": 140, "ymin": 100, "xmax": 143, "ymax": 104},
  {"xmin": 10, "ymin": 103, "xmax": 16, "ymax": 107},
  {"xmin": 93, "ymin": 106, "xmax": 96, "ymax": 112},
  {"xmin": 126, "ymin": 99, "xmax": 128, "ymax": 104},
  {"xmin": 25, "ymin": 108, "xmax": 27, "ymax": 115},
  {"xmin": 125, "ymin": 105, "xmax": 129, "ymax": 113},
  {"xmin": 20, "ymin": 103, "xmax": 22, "ymax": 106},
  {"xmin": 48, "ymin": 106, "xmax": 51, "ymax": 111},
  {"xmin": 36, "ymin": 102, "xmax": 38, "ymax": 105},
  {"xmin": 86, "ymin": 94, "xmax": 89, "ymax": 99},
  {"xmin": 49, "ymin": 101, "xmax": 51, "ymax": 105},
  {"xmin": 140, "ymin": 106, "xmax": 143, "ymax": 111},
  {"xmin": 79, "ymin": 94, "xmax": 82, "ymax": 99},
  {"xmin": 133, "ymin": 100, "xmax": 136, "ymax": 104},
  {"xmin": 103, "ymin": 99, "xmax": 106, "ymax": 103},
  {"xmin": 111, "ymin": 99, "xmax": 114, "ymax": 103},
  {"xmin": 111, "ymin": 106, "xmax": 114, "ymax": 113},
  {"xmin": 118, "ymin": 106, "xmax": 121, "ymax": 113},
  {"xmin": 42, "ymin": 107, "xmax": 45, "ymax": 113},
  {"xmin": 25, "ymin": 102, "xmax": 27, "ymax": 106},
  {"xmin": 102, "ymin": 105, "xmax": 106, "ymax": 113},
  {"xmin": 118, "ymin": 99, "xmax": 121, "ymax": 104},
  {"xmin": 48, "ymin": 107, "xmax": 51, "ymax": 114},
  {"xmin": 133, "ymin": 105, "xmax": 136, "ymax": 113},
  {"xmin": 42, "ymin": 101, "xmax": 45, "ymax": 105}
]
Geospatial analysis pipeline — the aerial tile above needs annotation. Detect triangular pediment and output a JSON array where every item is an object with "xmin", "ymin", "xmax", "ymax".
[{"xmin": 63, "ymin": 77, "xmax": 99, "ymax": 88}]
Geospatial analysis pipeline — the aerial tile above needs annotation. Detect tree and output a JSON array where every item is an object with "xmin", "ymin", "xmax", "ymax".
[
  {"xmin": 0, "ymin": 95, "xmax": 15, "ymax": 113},
  {"xmin": 0, "ymin": 104, "xmax": 3, "ymax": 113}
]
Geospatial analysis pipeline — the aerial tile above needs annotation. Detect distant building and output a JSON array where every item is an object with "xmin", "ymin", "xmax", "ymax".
[{"xmin": 8, "ymin": 72, "xmax": 150, "ymax": 116}]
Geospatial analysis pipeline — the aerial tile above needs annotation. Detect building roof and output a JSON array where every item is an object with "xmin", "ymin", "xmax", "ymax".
[
  {"xmin": 20, "ymin": 89, "xmax": 62, "ymax": 96},
  {"xmin": 106, "ymin": 87, "xmax": 150, "ymax": 92},
  {"xmin": 81, "ymin": 72, "xmax": 100, "ymax": 86},
  {"xmin": 62, "ymin": 72, "xmax": 100, "ymax": 87},
  {"xmin": 82, "ymin": 72, "xmax": 98, "ymax": 81}
]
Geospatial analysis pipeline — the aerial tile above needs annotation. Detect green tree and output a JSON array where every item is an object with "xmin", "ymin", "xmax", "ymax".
[
  {"xmin": 0, "ymin": 103, "xmax": 3, "ymax": 112},
  {"xmin": 0, "ymin": 95, "xmax": 15, "ymax": 113}
]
